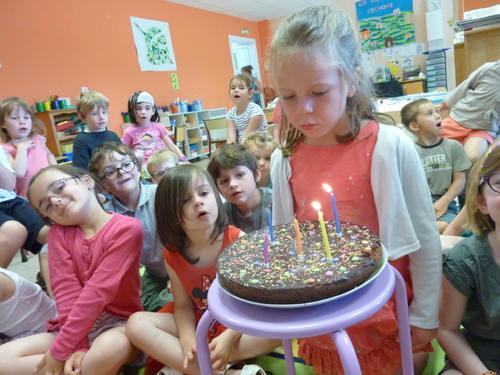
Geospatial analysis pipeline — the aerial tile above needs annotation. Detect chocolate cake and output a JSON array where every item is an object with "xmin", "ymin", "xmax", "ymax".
[{"xmin": 217, "ymin": 221, "xmax": 383, "ymax": 304}]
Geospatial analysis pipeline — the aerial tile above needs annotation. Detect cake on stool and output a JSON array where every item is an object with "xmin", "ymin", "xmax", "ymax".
[{"xmin": 217, "ymin": 221, "xmax": 383, "ymax": 304}]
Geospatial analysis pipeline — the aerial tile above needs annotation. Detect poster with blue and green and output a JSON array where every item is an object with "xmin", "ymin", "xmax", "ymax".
[{"xmin": 356, "ymin": 0, "xmax": 415, "ymax": 52}]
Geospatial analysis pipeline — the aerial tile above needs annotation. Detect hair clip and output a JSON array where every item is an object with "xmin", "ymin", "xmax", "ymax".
[{"xmin": 479, "ymin": 139, "xmax": 500, "ymax": 177}]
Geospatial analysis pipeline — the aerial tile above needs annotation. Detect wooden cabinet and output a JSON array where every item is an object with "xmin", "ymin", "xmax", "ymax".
[
  {"xmin": 34, "ymin": 108, "xmax": 80, "ymax": 157},
  {"xmin": 401, "ymin": 79, "xmax": 426, "ymax": 95},
  {"xmin": 159, "ymin": 108, "xmax": 226, "ymax": 160},
  {"xmin": 454, "ymin": 25, "xmax": 500, "ymax": 86}
]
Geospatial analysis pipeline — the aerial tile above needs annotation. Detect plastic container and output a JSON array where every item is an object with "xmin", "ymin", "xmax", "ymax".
[
  {"xmin": 180, "ymin": 101, "xmax": 187, "ymax": 113},
  {"xmin": 194, "ymin": 99, "xmax": 202, "ymax": 111}
]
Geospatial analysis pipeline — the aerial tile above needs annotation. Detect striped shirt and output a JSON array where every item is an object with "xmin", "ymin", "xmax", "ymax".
[{"xmin": 226, "ymin": 102, "xmax": 268, "ymax": 143}]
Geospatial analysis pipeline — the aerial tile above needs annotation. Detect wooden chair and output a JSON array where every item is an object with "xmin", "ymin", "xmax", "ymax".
[
  {"xmin": 203, "ymin": 118, "xmax": 227, "ymax": 157},
  {"xmin": 263, "ymin": 109, "xmax": 274, "ymax": 124},
  {"xmin": 268, "ymin": 123, "xmax": 275, "ymax": 138},
  {"xmin": 174, "ymin": 126, "xmax": 187, "ymax": 157}
]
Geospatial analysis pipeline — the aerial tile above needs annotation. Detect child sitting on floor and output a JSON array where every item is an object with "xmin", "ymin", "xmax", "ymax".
[
  {"xmin": 401, "ymin": 98, "xmax": 471, "ymax": 233},
  {"xmin": 147, "ymin": 149, "xmax": 179, "ymax": 184},
  {"xmin": 207, "ymin": 144, "xmax": 272, "ymax": 233},
  {"xmin": 243, "ymin": 131, "xmax": 277, "ymax": 189}
]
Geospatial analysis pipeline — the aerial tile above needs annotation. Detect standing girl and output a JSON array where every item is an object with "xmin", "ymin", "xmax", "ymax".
[
  {"xmin": 241, "ymin": 65, "xmax": 262, "ymax": 107},
  {"xmin": 437, "ymin": 141, "xmax": 500, "ymax": 374},
  {"xmin": 0, "ymin": 165, "xmax": 144, "ymax": 375},
  {"xmin": 122, "ymin": 91, "xmax": 187, "ymax": 169},
  {"xmin": 126, "ymin": 164, "xmax": 278, "ymax": 375},
  {"xmin": 0, "ymin": 97, "xmax": 57, "ymax": 197},
  {"xmin": 269, "ymin": 6, "xmax": 441, "ymax": 375},
  {"xmin": 226, "ymin": 75, "xmax": 268, "ymax": 145}
]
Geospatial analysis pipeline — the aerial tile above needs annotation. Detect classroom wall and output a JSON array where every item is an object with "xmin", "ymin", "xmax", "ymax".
[{"xmin": 0, "ymin": 0, "xmax": 269, "ymax": 135}]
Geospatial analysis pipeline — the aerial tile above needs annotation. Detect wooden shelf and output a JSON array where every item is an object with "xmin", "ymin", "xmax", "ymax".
[{"xmin": 35, "ymin": 109, "xmax": 80, "ymax": 157}]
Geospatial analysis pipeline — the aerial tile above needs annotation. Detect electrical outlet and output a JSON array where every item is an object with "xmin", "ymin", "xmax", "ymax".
[{"xmin": 81, "ymin": 87, "xmax": 88, "ymax": 93}]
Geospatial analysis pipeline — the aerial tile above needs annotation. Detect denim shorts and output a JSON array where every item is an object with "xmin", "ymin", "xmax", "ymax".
[{"xmin": 432, "ymin": 197, "xmax": 458, "ymax": 224}]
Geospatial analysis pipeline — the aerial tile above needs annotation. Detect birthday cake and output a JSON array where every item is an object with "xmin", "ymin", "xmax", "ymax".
[{"xmin": 217, "ymin": 221, "xmax": 383, "ymax": 304}]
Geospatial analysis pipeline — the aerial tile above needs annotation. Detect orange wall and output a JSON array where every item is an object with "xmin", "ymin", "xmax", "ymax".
[{"xmin": 0, "ymin": 0, "xmax": 268, "ymax": 135}]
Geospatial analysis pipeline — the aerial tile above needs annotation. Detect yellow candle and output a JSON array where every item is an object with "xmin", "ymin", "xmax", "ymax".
[
  {"xmin": 294, "ymin": 218, "xmax": 303, "ymax": 256},
  {"xmin": 318, "ymin": 210, "xmax": 332, "ymax": 259}
]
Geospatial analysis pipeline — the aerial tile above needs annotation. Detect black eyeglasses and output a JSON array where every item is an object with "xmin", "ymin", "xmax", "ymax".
[
  {"xmin": 39, "ymin": 177, "xmax": 79, "ymax": 217},
  {"xmin": 101, "ymin": 160, "xmax": 137, "ymax": 181},
  {"xmin": 152, "ymin": 167, "xmax": 175, "ymax": 181},
  {"xmin": 481, "ymin": 172, "xmax": 500, "ymax": 193}
]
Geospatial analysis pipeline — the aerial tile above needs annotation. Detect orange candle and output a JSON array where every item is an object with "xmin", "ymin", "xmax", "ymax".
[{"xmin": 294, "ymin": 217, "xmax": 303, "ymax": 256}]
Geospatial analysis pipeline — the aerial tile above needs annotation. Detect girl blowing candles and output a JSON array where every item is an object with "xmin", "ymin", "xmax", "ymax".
[
  {"xmin": 0, "ymin": 97, "xmax": 56, "ymax": 197},
  {"xmin": 0, "ymin": 165, "xmax": 144, "ymax": 375},
  {"xmin": 226, "ymin": 75, "xmax": 268, "ymax": 145},
  {"xmin": 437, "ymin": 141, "xmax": 500, "ymax": 374},
  {"xmin": 126, "ymin": 164, "xmax": 278, "ymax": 375},
  {"xmin": 269, "ymin": 5, "xmax": 441, "ymax": 375}
]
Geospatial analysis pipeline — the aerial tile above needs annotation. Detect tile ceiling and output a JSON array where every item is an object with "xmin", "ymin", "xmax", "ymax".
[{"xmin": 165, "ymin": 0, "xmax": 336, "ymax": 22}]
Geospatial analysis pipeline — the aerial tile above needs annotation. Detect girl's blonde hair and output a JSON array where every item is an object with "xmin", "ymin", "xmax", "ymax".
[
  {"xmin": 243, "ymin": 131, "xmax": 277, "ymax": 151},
  {"xmin": 466, "ymin": 140, "xmax": 500, "ymax": 234},
  {"xmin": 0, "ymin": 97, "xmax": 47, "ymax": 142},
  {"xmin": 268, "ymin": 5, "xmax": 378, "ymax": 156}
]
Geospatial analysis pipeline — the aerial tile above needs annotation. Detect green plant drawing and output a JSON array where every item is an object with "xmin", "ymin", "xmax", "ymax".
[{"xmin": 134, "ymin": 22, "xmax": 173, "ymax": 65}]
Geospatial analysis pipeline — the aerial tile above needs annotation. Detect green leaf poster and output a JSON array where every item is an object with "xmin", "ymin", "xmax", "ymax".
[
  {"xmin": 130, "ymin": 16, "xmax": 177, "ymax": 71},
  {"xmin": 356, "ymin": 0, "xmax": 415, "ymax": 52}
]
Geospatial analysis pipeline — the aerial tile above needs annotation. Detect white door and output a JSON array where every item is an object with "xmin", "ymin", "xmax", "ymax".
[{"xmin": 228, "ymin": 35, "xmax": 263, "ymax": 107}]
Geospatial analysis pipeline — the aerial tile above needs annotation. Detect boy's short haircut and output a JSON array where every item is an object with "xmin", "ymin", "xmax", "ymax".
[
  {"xmin": 243, "ymin": 131, "xmax": 277, "ymax": 150},
  {"xmin": 207, "ymin": 144, "xmax": 259, "ymax": 181},
  {"xmin": 88, "ymin": 141, "xmax": 138, "ymax": 178},
  {"xmin": 401, "ymin": 98, "xmax": 433, "ymax": 129},
  {"xmin": 147, "ymin": 150, "xmax": 179, "ymax": 173},
  {"xmin": 75, "ymin": 91, "xmax": 109, "ymax": 118}
]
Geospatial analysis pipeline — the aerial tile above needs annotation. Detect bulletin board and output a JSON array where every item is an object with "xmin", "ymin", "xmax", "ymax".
[{"xmin": 356, "ymin": 0, "xmax": 415, "ymax": 52}]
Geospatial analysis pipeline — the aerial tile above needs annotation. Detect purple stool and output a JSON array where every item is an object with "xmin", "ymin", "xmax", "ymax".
[{"xmin": 196, "ymin": 265, "xmax": 414, "ymax": 375}]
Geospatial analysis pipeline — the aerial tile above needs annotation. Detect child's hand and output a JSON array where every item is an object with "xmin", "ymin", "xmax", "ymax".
[
  {"xmin": 64, "ymin": 351, "xmax": 86, "ymax": 375},
  {"xmin": 14, "ymin": 139, "xmax": 34, "ymax": 150},
  {"xmin": 433, "ymin": 200, "xmax": 448, "ymax": 220},
  {"xmin": 182, "ymin": 341, "xmax": 197, "ymax": 370},
  {"xmin": 34, "ymin": 351, "xmax": 64, "ymax": 375},
  {"xmin": 439, "ymin": 100, "xmax": 449, "ymax": 112},
  {"xmin": 208, "ymin": 334, "xmax": 235, "ymax": 371},
  {"xmin": 410, "ymin": 326, "xmax": 437, "ymax": 352}
]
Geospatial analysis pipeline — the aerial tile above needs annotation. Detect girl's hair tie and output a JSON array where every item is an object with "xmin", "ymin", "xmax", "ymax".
[{"xmin": 479, "ymin": 139, "xmax": 500, "ymax": 177}]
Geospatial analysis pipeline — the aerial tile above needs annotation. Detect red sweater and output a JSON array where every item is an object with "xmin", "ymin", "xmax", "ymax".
[{"xmin": 47, "ymin": 213, "xmax": 144, "ymax": 360}]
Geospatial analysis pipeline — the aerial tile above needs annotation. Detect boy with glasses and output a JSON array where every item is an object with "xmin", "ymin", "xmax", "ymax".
[
  {"xmin": 146, "ymin": 150, "xmax": 179, "ymax": 184},
  {"xmin": 402, "ymin": 99, "xmax": 471, "ymax": 233},
  {"xmin": 89, "ymin": 142, "xmax": 171, "ymax": 311}
]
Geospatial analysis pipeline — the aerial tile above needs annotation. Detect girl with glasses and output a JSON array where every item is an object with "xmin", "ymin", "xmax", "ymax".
[
  {"xmin": 437, "ymin": 140, "xmax": 500, "ymax": 374},
  {"xmin": 0, "ymin": 164, "xmax": 144, "ymax": 375}
]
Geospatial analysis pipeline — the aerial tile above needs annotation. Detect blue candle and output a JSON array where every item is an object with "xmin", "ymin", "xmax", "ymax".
[
  {"xmin": 264, "ymin": 232, "xmax": 269, "ymax": 265},
  {"xmin": 322, "ymin": 184, "xmax": 341, "ymax": 234},
  {"xmin": 267, "ymin": 207, "xmax": 275, "ymax": 243}
]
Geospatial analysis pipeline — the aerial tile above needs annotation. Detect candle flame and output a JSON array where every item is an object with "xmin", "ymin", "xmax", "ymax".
[
  {"xmin": 311, "ymin": 201, "xmax": 321, "ymax": 211},
  {"xmin": 322, "ymin": 183, "xmax": 332, "ymax": 193}
]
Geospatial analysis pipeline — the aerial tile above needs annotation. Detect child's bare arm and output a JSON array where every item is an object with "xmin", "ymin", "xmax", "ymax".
[
  {"xmin": 0, "ymin": 156, "xmax": 16, "ymax": 191},
  {"xmin": 242, "ymin": 115, "xmax": 264, "ymax": 144},
  {"xmin": 437, "ymin": 276, "xmax": 488, "ymax": 373},
  {"xmin": 226, "ymin": 119, "xmax": 237, "ymax": 144},
  {"xmin": 9, "ymin": 140, "xmax": 34, "ymax": 177},
  {"xmin": 209, "ymin": 329, "xmax": 242, "ymax": 371},
  {"xmin": 161, "ymin": 134, "xmax": 185, "ymax": 160}
]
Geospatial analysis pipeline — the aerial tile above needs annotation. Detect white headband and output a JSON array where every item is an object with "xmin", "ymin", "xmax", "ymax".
[{"xmin": 137, "ymin": 91, "xmax": 155, "ymax": 106}]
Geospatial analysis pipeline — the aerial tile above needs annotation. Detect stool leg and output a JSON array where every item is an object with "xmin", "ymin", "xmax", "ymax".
[
  {"xmin": 331, "ymin": 329, "xmax": 362, "ymax": 375},
  {"xmin": 196, "ymin": 310, "xmax": 217, "ymax": 375},
  {"xmin": 392, "ymin": 266, "xmax": 414, "ymax": 375},
  {"xmin": 281, "ymin": 339, "xmax": 296, "ymax": 375}
]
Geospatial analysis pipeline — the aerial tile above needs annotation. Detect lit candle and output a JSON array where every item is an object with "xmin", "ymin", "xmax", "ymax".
[
  {"xmin": 322, "ymin": 183, "xmax": 341, "ymax": 235},
  {"xmin": 311, "ymin": 202, "xmax": 332, "ymax": 259},
  {"xmin": 264, "ymin": 232, "xmax": 269, "ymax": 266},
  {"xmin": 294, "ymin": 215, "xmax": 303, "ymax": 256},
  {"xmin": 267, "ymin": 206, "xmax": 275, "ymax": 243}
]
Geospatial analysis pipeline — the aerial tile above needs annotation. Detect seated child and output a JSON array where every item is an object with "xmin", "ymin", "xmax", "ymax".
[
  {"xmin": 146, "ymin": 149, "xmax": 179, "ymax": 184},
  {"xmin": 89, "ymin": 142, "xmax": 172, "ymax": 312},
  {"xmin": 0, "ymin": 97, "xmax": 57, "ymax": 197},
  {"xmin": 402, "ymin": 98, "xmax": 471, "ymax": 233},
  {"xmin": 0, "ymin": 164, "xmax": 144, "ymax": 375},
  {"xmin": 243, "ymin": 131, "xmax": 277, "ymax": 189},
  {"xmin": 437, "ymin": 140, "xmax": 500, "ymax": 374},
  {"xmin": 0, "ymin": 146, "xmax": 48, "ymax": 268},
  {"xmin": 72, "ymin": 91, "xmax": 121, "ymax": 170},
  {"xmin": 0, "ymin": 267, "xmax": 56, "ymax": 344},
  {"xmin": 207, "ymin": 144, "xmax": 272, "ymax": 233},
  {"xmin": 126, "ymin": 164, "xmax": 278, "ymax": 375}
]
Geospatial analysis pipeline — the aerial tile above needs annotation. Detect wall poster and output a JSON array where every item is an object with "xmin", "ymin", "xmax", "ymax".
[
  {"xmin": 356, "ymin": 0, "xmax": 415, "ymax": 52},
  {"xmin": 130, "ymin": 16, "xmax": 177, "ymax": 71}
]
